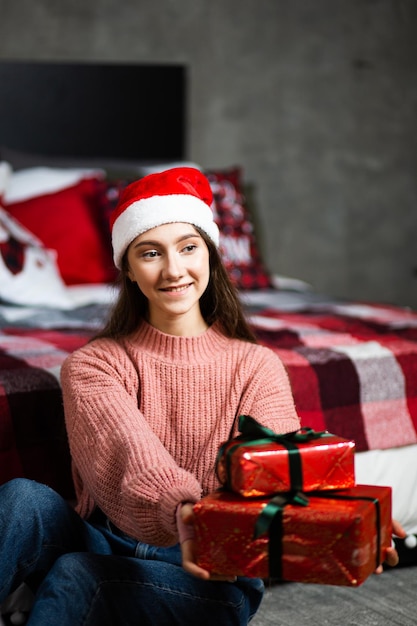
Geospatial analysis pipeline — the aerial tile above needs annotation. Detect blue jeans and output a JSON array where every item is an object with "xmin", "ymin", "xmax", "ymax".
[{"xmin": 0, "ymin": 479, "xmax": 264, "ymax": 625}]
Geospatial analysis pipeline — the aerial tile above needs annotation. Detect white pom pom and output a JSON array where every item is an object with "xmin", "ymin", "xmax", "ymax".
[{"xmin": 404, "ymin": 534, "xmax": 417, "ymax": 549}]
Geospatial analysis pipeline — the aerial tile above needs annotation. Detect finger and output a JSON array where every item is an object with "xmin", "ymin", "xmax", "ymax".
[
  {"xmin": 374, "ymin": 545, "xmax": 400, "ymax": 575},
  {"xmin": 391, "ymin": 519, "xmax": 407, "ymax": 539},
  {"xmin": 209, "ymin": 574, "xmax": 238, "ymax": 583},
  {"xmin": 182, "ymin": 559, "xmax": 211, "ymax": 579},
  {"xmin": 384, "ymin": 546, "xmax": 399, "ymax": 568},
  {"xmin": 184, "ymin": 561, "xmax": 236, "ymax": 583},
  {"xmin": 182, "ymin": 551, "xmax": 237, "ymax": 582},
  {"xmin": 180, "ymin": 503, "xmax": 195, "ymax": 525}
]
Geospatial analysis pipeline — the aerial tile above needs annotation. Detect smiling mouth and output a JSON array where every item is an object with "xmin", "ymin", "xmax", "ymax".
[{"xmin": 160, "ymin": 283, "xmax": 192, "ymax": 293}]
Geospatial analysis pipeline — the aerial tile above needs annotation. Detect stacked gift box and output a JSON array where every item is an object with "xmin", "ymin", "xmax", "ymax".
[{"xmin": 193, "ymin": 415, "xmax": 392, "ymax": 587}]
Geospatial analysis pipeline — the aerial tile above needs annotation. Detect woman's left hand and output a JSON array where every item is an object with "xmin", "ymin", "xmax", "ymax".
[{"xmin": 374, "ymin": 518, "xmax": 407, "ymax": 574}]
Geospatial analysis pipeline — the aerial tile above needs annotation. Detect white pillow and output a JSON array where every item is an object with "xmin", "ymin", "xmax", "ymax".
[
  {"xmin": 0, "ymin": 206, "xmax": 72, "ymax": 309},
  {"xmin": 4, "ymin": 165, "xmax": 105, "ymax": 203}
]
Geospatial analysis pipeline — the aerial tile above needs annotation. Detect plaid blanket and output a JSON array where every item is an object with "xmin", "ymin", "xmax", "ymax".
[
  {"xmin": 0, "ymin": 328, "xmax": 92, "ymax": 497},
  {"xmin": 1, "ymin": 295, "xmax": 417, "ymax": 496},
  {"xmin": 248, "ymin": 300, "xmax": 417, "ymax": 453}
]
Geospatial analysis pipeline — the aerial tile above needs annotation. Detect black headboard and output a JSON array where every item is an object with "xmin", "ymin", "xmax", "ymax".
[{"xmin": 0, "ymin": 60, "xmax": 186, "ymax": 162}]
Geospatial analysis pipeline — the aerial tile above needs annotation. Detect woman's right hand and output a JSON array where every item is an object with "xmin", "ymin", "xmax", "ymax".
[{"xmin": 178, "ymin": 502, "xmax": 236, "ymax": 582}]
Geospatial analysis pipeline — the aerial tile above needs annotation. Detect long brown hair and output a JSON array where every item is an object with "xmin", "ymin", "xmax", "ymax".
[{"xmin": 94, "ymin": 227, "xmax": 257, "ymax": 343}]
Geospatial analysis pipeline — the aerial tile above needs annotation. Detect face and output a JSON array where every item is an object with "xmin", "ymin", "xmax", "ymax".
[{"xmin": 126, "ymin": 222, "xmax": 210, "ymax": 333}]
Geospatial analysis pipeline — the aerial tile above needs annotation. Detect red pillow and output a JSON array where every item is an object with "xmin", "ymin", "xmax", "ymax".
[
  {"xmin": 206, "ymin": 167, "xmax": 273, "ymax": 290},
  {"xmin": 4, "ymin": 177, "xmax": 117, "ymax": 285}
]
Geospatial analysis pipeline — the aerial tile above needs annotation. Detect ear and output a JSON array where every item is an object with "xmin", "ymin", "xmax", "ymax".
[{"xmin": 127, "ymin": 270, "xmax": 136, "ymax": 283}]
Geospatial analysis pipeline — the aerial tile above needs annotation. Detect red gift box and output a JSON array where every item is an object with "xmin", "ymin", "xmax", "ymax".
[
  {"xmin": 194, "ymin": 485, "xmax": 392, "ymax": 587},
  {"xmin": 216, "ymin": 415, "xmax": 355, "ymax": 496}
]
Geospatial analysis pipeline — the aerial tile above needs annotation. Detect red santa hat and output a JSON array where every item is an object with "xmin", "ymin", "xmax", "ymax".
[{"xmin": 110, "ymin": 166, "xmax": 219, "ymax": 268}]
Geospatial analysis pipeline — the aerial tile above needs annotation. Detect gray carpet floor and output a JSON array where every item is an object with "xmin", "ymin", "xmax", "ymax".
[{"xmin": 252, "ymin": 566, "xmax": 417, "ymax": 625}]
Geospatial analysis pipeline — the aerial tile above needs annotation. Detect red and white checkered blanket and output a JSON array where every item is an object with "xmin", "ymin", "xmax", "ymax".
[
  {"xmin": 0, "ymin": 327, "xmax": 91, "ymax": 497},
  {"xmin": 248, "ymin": 300, "xmax": 417, "ymax": 452}
]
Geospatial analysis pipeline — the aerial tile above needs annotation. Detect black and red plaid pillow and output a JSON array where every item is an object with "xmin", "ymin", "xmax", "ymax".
[{"xmin": 205, "ymin": 167, "xmax": 273, "ymax": 290}]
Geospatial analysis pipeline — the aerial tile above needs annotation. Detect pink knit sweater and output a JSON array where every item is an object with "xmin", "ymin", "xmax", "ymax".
[{"xmin": 60, "ymin": 321, "xmax": 300, "ymax": 546}]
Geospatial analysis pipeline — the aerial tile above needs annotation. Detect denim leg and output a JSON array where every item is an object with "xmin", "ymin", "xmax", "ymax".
[
  {"xmin": 0, "ymin": 478, "xmax": 112, "ymax": 601},
  {"xmin": 28, "ymin": 552, "xmax": 264, "ymax": 626},
  {"xmin": 0, "ymin": 478, "xmax": 264, "ymax": 625}
]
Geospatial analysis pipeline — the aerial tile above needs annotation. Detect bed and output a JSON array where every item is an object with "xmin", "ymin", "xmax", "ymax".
[{"xmin": 1, "ymin": 58, "xmax": 417, "ymax": 574}]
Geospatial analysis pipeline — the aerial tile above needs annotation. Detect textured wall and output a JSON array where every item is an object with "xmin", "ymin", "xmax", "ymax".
[{"xmin": 1, "ymin": 0, "xmax": 416, "ymax": 307}]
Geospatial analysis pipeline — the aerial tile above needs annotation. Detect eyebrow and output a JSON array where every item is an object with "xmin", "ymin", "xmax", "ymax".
[{"xmin": 133, "ymin": 232, "xmax": 202, "ymax": 248}]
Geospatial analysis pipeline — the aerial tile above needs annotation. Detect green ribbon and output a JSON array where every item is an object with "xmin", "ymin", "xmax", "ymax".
[
  {"xmin": 254, "ymin": 491, "xmax": 309, "ymax": 539},
  {"xmin": 238, "ymin": 415, "xmax": 328, "ymax": 443},
  {"xmin": 253, "ymin": 491, "xmax": 309, "ymax": 579},
  {"xmin": 217, "ymin": 414, "xmax": 329, "ymax": 493},
  {"xmin": 254, "ymin": 491, "xmax": 382, "ymax": 580}
]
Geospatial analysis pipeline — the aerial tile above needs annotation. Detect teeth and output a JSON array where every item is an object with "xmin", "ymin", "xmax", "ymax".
[{"xmin": 165, "ymin": 285, "xmax": 189, "ymax": 292}]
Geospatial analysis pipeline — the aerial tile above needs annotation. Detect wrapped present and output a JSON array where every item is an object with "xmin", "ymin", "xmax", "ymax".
[
  {"xmin": 216, "ymin": 415, "xmax": 355, "ymax": 496},
  {"xmin": 194, "ymin": 484, "xmax": 392, "ymax": 587}
]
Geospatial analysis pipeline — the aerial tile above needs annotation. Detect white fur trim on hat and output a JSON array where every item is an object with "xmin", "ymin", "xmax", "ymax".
[{"xmin": 112, "ymin": 193, "xmax": 220, "ymax": 268}]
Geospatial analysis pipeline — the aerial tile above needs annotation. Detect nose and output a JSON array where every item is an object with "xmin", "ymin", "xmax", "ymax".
[{"xmin": 161, "ymin": 251, "xmax": 183, "ymax": 280}]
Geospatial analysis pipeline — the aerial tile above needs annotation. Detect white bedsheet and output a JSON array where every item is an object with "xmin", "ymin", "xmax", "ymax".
[{"xmin": 355, "ymin": 444, "xmax": 417, "ymax": 534}]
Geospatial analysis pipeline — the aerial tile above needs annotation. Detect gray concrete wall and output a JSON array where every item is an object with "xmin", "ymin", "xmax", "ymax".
[{"xmin": 1, "ymin": 0, "xmax": 416, "ymax": 308}]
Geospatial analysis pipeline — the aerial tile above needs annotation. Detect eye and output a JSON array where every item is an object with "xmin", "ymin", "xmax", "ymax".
[
  {"xmin": 182, "ymin": 244, "xmax": 198, "ymax": 253},
  {"xmin": 142, "ymin": 249, "xmax": 160, "ymax": 259}
]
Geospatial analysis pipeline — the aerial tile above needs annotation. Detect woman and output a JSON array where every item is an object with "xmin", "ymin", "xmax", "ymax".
[{"xmin": 0, "ymin": 167, "xmax": 403, "ymax": 625}]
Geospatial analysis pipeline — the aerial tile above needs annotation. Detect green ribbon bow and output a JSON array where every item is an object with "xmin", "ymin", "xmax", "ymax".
[
  {"xmin": 217, "ymin": 414, "xmax": 329, "ymax": 493},
  {"xmin": 254, "ymin": 491, "xmax": 309, "ymax": 539}
]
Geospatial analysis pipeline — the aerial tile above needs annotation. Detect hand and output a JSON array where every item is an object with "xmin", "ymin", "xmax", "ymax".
[
  {"xmin": 178, "ymin": 503, "xmax": 237, "ymax": 582},
  {"xmin": 374, "ymin": 518, "xmax": 407, "ymax": 574}
]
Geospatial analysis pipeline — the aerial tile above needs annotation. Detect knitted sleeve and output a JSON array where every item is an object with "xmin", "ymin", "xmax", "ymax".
[
  {"xmin": 60, "ymin": 340, "xmax": 202, "ymax": 546},
  {"xmin": 233, "ymin": 344, "xmax": 301, "ymax": 436}
]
